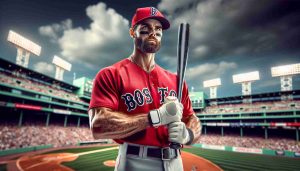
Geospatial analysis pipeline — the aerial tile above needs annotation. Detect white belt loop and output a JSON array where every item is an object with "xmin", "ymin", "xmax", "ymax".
[
  {"xmin": 143, "ymin": 145, "xmax": 148, "ymax": 158},
  {"xmin": 138, "ymin": 144, "xmax": 144, "ymax": 158}
]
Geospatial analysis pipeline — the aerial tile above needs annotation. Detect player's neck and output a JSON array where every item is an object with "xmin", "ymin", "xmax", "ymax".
[{"xmin": 130, "ymin": 50, "xmax": 155, "ymax": 72}]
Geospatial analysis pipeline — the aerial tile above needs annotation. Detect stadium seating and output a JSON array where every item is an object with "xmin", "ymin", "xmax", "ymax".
[
  {"xmin": 0, "ymin": 71, "xmax": 84, "ymax": 103},
  {"xmin": 198, "ymin": 134, "xmax": 300, "ymax": 152},
  {"xmin": 1, "ymin": 123, "xmax": 299, "ymax": 152},
  {"xmin": 0, "ymin": 124, "xmax": 94, "ymax": 150},
  {"xmin": 201, "ymin": 100, "xmax": 300, "ymax": 114},
  {"xmin": 2, "ymin": 70, "xmax": 300, "ymax": 154}
]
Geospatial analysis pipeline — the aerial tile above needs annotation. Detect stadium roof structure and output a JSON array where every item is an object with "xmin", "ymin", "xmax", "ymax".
[
  {"xmin": 206, "ymin": 89, "xmax": 300, "ymax": 104},
  {"xmin": 0, "ymin": 57, "xmax": 79, "ymax": 91}
]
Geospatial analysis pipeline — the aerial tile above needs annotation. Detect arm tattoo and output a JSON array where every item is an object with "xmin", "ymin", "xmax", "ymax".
[
  {"xmin": 88, "ymin": 107, "xmax": 150, "ymax": 139},
  {"xmin": 183, "ymin": 114, "xmax": 201, "ymax": 144}
]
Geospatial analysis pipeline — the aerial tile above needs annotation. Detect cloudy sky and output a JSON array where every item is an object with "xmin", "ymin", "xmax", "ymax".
[{"xmin": 0, "ymin": 0, "xmax": 300, "ymax": 98}]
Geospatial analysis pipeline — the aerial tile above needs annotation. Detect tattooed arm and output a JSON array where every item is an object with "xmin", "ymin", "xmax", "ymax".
[
  {"xmin": 89, "ymin": 107, "xmax": 150, "ymax": 139},
  {"xmin": 182, "ymin": 114, "xmax": 201, "ymax": 144}
]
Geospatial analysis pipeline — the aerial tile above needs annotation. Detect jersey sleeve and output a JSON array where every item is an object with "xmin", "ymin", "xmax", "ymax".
[
  {"xmin": 181, "ymin": 81, "xmax": 194, "ymax": 118},
  {"xmin": 89, "ymin": 67, "xmax": 119, "ymax": 110}
]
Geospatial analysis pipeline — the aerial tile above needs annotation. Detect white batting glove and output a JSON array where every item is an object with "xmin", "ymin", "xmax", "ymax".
[
  {"xmin": 168, "ymin": 121, "xmax": 191, "ymax": 145},
  {"xmin": 149, "ymin": 96, "xmax": 183, "ymax": 127}
]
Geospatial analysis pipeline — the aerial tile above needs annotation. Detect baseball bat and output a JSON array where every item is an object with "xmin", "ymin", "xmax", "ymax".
[{"xmin": 170, "ymin": 23, "xmax": 190, "ymax": 149}]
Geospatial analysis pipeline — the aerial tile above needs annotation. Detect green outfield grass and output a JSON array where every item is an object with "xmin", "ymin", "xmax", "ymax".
[
  {"xmin": 1, "ymin": 146, "xmax": 300, "ymax": 171},
  {"xmin": 62, "ymin": 148, "xmax": 118, "ymax": 171},
  {"xmin": 58, "ymin": 146, "xmax": 300, "ymax": 171},
  {"xmin": 44, "ymin": 146, "xmax": 116, "ymax": 154}
]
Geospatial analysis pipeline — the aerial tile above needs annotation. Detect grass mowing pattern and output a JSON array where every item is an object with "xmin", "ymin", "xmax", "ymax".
[
  {"xmin": 183, "ymin": 148, "xmax": 300, "ymax": 171},
  {"xmin": 3, "ymin": 146, "xmax": 299, "ymax": 171},
  {"xmin": 61, "ymin": 146, "xmax": 300, "ymax": 171},
  {"xmin": 62, "ymin": 148, "xmax": 118, "ymax": 171}
]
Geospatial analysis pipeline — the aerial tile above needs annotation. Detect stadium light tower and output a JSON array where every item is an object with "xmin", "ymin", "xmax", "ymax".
[
  {"xmin": 203, "ymin": 78, "xmax": 221, "ymax": 99},
  {"xmin": 52, "ymin": 56, "xmax": 72, "ymax": 81},
  {"xmin": 7, "ymin": 30, "xmax": 41, "ymax": 68},
  {"xmin": 271, "ymin": 63, "xmax": 300, "ymax": 100},
  {"xmin": 233, "ymin": 71, "xmax": 260, "ymax": 103},
  {"xmin": 271, "ymin": 63, "xmax": 300, "ymax": 91}
]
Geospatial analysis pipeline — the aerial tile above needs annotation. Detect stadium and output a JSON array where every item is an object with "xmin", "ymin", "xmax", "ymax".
[{"xmin": 0, "ymin": 29, "xmax": 300, "ymax": 171}]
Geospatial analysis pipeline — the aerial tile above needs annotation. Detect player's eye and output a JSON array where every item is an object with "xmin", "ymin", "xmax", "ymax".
[
  {"xmin": 140, "ymin": 31, "xmax": 149, "ymax": 35},
  {"xmin": 156, "ymin": 33, "xmax": 162, "ymax": 37}
]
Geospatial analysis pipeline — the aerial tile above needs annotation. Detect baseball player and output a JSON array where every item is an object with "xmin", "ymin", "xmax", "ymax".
[{"xmin": 88, "ymin": 7, "xmax": 201, "ymax": 171}]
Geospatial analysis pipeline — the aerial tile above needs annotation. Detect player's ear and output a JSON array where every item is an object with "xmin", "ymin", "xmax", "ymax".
[{"xmin": 129, "ymin": 27, "xmax": 136, "ymax": 38}]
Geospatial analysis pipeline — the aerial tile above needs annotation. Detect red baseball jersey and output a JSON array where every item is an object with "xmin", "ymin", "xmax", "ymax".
[{"xmin": 89, "ymin": 58, "xmax": 194, "ymax": 147}]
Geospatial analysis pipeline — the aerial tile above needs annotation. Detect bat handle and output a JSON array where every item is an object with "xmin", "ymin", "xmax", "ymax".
[{"xmin": 170, "ymin": 142, "xmax": 181, "ymax": 149}]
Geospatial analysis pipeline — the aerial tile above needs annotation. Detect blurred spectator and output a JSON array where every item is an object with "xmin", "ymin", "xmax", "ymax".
[
  {"xmin": 0, "ymin": 71, "xmax": 86, "ymax": 104},
  {"xmin": 201, "ymin": 100, "xmax": 300, "ymax": 114},
  {"xmin": 0, "ymin": 123, "xmax": 95, "ymax": 150},
  {"xmin": 198, "ymin": 134, "xmax": 300, "ymax": 152},
  {"xmin": 1, "ymin": 122, "xmax": 299, "ymax": 152}
]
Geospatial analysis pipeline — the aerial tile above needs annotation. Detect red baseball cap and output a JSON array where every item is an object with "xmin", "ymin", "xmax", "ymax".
[{"xmin": 131, "ymin": 7, "xmax": 170, "ymax": 30}]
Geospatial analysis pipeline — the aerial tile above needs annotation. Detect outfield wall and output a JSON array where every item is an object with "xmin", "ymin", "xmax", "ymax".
[
  {"xmin": 0, "ymin": 144, "xmax": 52, "ymax": 157},
  {"xmin": 192, "ymin": 143, "xmax": 300, "ymax": 158},
  {"xmin": 1, "ymin": 143, "xmax": 299, "ymax": 159}
]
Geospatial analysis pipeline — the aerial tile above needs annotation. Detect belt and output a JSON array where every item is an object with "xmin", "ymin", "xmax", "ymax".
[{"xmin": 126, "ymin": 144, "xmax": 179, "ymax": 161}]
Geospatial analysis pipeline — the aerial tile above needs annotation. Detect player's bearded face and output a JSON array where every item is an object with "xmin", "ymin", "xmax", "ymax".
[
  {"xmin": 136, "ymin": 35, "xmax": 161, "ymax": 53},
  {"xmin": 136, "ymin": 36, "xmax": 161, "ymax": 53},
  {"xmin": 134, "ymin": 20, "xmax": 163, "ymax": 53}
]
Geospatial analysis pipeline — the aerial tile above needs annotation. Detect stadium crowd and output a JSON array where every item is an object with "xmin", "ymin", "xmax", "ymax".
[
  {"xmin": 201, "ymin": 100, "xmax": 300, "ymax": 114},
  {"xmin": 0, "ymin": 71, "xmax": 86, "ymax": 104},
  {"xmin": 1, "ymin": 123, "xmax": 299, "ymax": 152},
  {"xmin": 198, "ymin": 134, "xmax": 300, "ymax": 152},
  {"xmin": 0, "ymin": 124, "xmax": 94, "ymax": 150},
  {"xmin": 1, "ymin": 70, "xmax": 300, "ymax": 154}
]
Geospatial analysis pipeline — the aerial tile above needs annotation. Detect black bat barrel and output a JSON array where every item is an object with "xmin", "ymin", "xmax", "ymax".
[{"xmin": 170, "ymin": 23, "xmax": 190, "ymax": 149}]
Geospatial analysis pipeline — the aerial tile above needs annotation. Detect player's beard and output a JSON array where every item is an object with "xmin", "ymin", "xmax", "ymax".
[{"xmin": 136, "ymin": 37, "xmax": 161, "ymax": 53}]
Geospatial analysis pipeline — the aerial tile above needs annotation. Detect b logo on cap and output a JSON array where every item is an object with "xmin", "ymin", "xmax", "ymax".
[{"xmin": 150, "ymin": 7, "xmax": 158, "ymax": 16}]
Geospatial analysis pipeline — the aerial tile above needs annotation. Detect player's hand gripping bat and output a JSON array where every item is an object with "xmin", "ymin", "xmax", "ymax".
[{"xmin": 170, "ymin": 23, "xmax": 190, "ymax": 149}]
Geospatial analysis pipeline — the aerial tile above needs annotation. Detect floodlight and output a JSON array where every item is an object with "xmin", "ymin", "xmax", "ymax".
[
  {"xmin": 271, "ymin": 63, "xmax": 300, "ymax": 77},
  {"xmin": 232, "ymin": 71, "xmax": 260, "ymax": 83},
  {"xmin": 271, "ymin": 63, "xmax": 300, "ymax": 93},
  {"xmin": 203, "ymin": 78, "xmax": 221, "ymax": 88},
  {"xmin": 52, "ymin": 56, "xmax": 72, "ymax": 71},
  {"xmin": 52, "ymin": 55, "xmax": 72, "ymax": 81},
  {"xmin": 7, "ymin": 30, "xmax": 41, "ymax": 56},
  {"xmin": 203, "ymin": 78, "xmax": 221, "ymax": 99},
  {"xmin": 232, "ymin": 71, "xmax": 260, "ymax": 97}
]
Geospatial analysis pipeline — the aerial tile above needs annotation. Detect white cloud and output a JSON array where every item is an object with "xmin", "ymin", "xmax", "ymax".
[
  {"xmin": 33, "ymin": 62, "xmax": 55, "ymax": 76},
  {"xmin": 39, "ymin": 2, "xmax": 130, "ymax": 68},
  {"xmin": 157, "ymin": 0, "xmax": 286, "ymax": 65},
  {"xmin": 58, "ymin": 2, "xmax": 130, "ymax": 67},
  {"xmin": 186, "ymin": 61, "xmax": 237, "ymax": 82},
  {"xmin": 193, "ymin": 45, "xmax": 209, "ymax": 57},
  {"xmin": 157, "ymin": 0, "xmax": 229, "ymax": 66},
  {"xmin": 39, "ymin": 19, "xmax": 72, "ymax": 43}
]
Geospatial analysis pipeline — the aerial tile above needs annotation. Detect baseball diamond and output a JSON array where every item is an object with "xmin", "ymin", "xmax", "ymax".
[{"xmin": 1, "ymin": 145, "xmax": 300, "ymax": 171}]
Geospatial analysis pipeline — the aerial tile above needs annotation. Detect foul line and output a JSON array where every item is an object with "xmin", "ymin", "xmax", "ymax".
[
  {"xmin": 76, "ymin": 146, "xmax": 119, "ymax": 156},
  {"xmin": 17, "ymin": 146, "xmax": 119, "ymax": 171}
]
